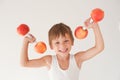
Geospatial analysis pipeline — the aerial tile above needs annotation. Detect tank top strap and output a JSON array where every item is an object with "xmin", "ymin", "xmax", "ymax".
[
  {"xmin": 51, "ymin": 55, "xmax": 58, "ymax": 68},
  {"xmin": 69, "ymin": 54, "xmax": 79, "ymax": 70}
]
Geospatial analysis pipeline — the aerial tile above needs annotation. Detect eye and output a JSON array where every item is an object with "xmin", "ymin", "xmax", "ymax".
[
  {"xmin": 64, "ymin": 40, "xmax": 69, "ymax": 43},
  {"xmin": 55, "ymin": 42, "xmax": 59, "ymax": 45}
]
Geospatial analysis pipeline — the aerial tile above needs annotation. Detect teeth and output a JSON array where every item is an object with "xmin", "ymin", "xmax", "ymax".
[{"xmin": 59, "ymin": 48, "xmax": 68, "ymax": 53}]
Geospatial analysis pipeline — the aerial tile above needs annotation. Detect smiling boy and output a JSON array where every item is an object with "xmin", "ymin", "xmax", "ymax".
[{"xmin": 20, "ymin": 18, "xmax": 104, "ymax": 80}]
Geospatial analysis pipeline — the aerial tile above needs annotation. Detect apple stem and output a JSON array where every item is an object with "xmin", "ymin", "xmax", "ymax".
[
  {"xmin": 83, "ymin": 26, "xmax": 87, "ymax": 30},
  {"xmin": 90, "ymin": 18, "xmax": 93, "ymax": 23}
]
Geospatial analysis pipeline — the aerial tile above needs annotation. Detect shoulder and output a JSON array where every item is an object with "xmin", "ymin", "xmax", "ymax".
[
  {"xmin": 40, "ymin": 55, "xmax": 52, "ymax": 69},
  {"xmin": 75, "ymin": 50, "xmax": 88, "ymax": 59},
  {"xmin": 74, "ymin": 51, "xmax": 84, "ymax": 61},
  {"xmin": 74, "ymin": 52, "xmax": 85, "ymax": 67}
]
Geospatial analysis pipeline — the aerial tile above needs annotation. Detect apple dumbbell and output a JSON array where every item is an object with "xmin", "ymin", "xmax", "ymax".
[
  {"xmin": 17, "ymin": 24, "xmax": 47, "ymax": 53},
  {"xmin": 74, "ymin": 8, "xmax": 104, "ymax": 39}
]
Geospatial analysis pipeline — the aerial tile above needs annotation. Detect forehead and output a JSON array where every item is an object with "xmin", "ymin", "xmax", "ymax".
[{"xmin": 52, "ymin": 33, "xmax": 71, "ymax": 41}]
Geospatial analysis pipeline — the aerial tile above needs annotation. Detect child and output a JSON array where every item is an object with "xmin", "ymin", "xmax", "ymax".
[{"xmin": 20, "ymin": 17, "xmax": 104, "ymax": 80}]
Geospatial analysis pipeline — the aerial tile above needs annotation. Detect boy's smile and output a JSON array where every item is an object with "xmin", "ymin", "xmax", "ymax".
[{"xmin": 59, "ymin": 48, "xmax": 68, "ymax": 53}]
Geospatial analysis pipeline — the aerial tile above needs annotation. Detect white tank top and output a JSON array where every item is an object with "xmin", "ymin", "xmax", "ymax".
[{"xmin": 48, "ymin": 54, "xmax": 80, "ymax": 80}]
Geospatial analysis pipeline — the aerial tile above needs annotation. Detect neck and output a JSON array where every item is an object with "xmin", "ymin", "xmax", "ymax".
[{"xmin": 56, "ymin": 53, "xmax": 70, "ymax": 61}]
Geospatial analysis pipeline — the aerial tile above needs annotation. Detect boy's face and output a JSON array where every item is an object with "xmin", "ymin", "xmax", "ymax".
[{"xmin": 51, "ymin": 33, "xmax": 73, "ymax": 56}]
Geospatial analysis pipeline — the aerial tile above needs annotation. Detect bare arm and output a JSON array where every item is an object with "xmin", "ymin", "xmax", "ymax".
[
  {"xmin": 75, "ymin": 18, "xmax": 104, "ymax": 63},
  {"xmin": 20, "ymin": 34, "xmax": 51, "ymax": 68}
]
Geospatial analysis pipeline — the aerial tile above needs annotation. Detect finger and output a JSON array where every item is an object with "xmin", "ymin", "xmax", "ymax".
[
  {"xmin": 27, "ymin": 34, "xmax": 36, "ymax": 40},
  {"xmin": 28, "ymin": 34, "xmax": 33, "ymax": 38},
  {"xmin": 84, "ymin": 18, "xmax": 91, "ymax": 26},
  {"xmin": 26, "ymin": 34, "xmax": 36, "ymax": 42},
  {"xmin": 87, "ymin": 17, "xmax": 92, "ymax": 21},
  {"xmin": 84, "ymin": 20, "xmax": 90, "ymax": 27}
]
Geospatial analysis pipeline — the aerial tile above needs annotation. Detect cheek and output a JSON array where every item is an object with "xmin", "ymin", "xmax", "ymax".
[
  {"xmin": 65, "ymin": 44, "xmax": 72, "ymax": 50},
  {"xmin": 51, "ymin": 44, "xmax": 58, "ymax": 50},
  {"xmin": 67, "ymin": 41, "xmax": 73, "ymax": 46}
]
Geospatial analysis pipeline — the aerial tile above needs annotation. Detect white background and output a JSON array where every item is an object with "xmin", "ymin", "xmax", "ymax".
[{"xmin": 0, "ymin": 0, "xmax": 120, "ymax": 80}]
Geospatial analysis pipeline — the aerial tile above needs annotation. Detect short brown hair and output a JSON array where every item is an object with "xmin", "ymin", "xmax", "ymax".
[{"xmin": 48, "ymin": 23, "xmax": 74, "ymax": 47}]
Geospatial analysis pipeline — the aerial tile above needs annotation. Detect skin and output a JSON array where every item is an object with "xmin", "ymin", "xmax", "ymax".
[{"xmin": 20, "ymin": 18, "xmax": 104, "ymax": 70}]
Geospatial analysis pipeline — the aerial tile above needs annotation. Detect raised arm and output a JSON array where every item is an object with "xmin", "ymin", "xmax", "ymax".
[
  {"xmin": 20, "ymin": 34, "xmax": 51, "ymax": 68},
  {"xmin": 75, "ymin": 18, "xmax": 104, "ymax": 63}
]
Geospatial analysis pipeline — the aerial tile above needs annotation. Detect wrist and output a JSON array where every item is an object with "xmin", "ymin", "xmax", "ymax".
[
  {"xmin": 23, "ymin": 38, "xmax": 30, "ymax": 44},
  {"xmin": 92, "ymin": 22, "xmax": 99, "ymax": 29}
]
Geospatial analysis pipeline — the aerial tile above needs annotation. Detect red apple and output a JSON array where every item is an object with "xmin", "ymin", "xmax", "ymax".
[
  {"xmin": 74, "ymin": 26, "xmax": 88, "ymax": 39},
  {"xmin": 34, "ymin": 41, "xmax": 47, "ymax": 53},
  {"xmin": 91, "ymin": 8, "xmax": 104, "ymax": 22},
  {"xmin": 17, "ymin": 24, "xmax": 30, "ymax": 36}
]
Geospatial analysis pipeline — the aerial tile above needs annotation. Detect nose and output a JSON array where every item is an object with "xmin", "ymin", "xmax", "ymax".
[{"xmin": 59, "ymin": 43, "xmax": 66, "ymax": 50}]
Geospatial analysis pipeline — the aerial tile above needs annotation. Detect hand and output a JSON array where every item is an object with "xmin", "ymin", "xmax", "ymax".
[
  {"xmin": 84, "ymin": 17, "xmax": 99, "ymax": 29},
  {"xmin": 24, "ymin": 34, "xmax": 36, "ymax": 43}
]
